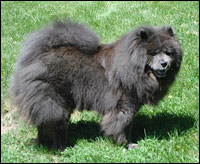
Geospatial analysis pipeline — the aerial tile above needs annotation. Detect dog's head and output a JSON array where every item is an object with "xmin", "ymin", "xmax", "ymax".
[
  {"xmin": 134, "ymin": 26, "xmax": 183, "ymax": 79},
  {"xmin": 104, "ymin": 25, "xmax": 182, "ymax": 93}
]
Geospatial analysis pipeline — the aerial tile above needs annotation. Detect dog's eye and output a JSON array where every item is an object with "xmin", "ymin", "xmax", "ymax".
[
  {"xmin": 151, "ymin": 50, "xmax": 159, "ymax": 56},
  {"xmin": 151, "ymin": 53, "xmax": 156, "ymax": 56},
  {"xmin": 165, "ymin": 50, "xmax": 174, "ymax": 56},
  {"xmin": 164, "ymin": 48, "xmax": 175, "ymax": 56},
  {"xmin": 165, "ymin": 51, "xmax": 170, "ymax": 55}
]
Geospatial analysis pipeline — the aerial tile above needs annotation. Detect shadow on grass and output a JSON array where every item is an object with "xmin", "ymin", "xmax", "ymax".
[
  {"xmin": 67, "ymin": 120, "xmax": 102, "ymax": 147},
  {"xmin": 131, "ymin": 113, "xmax": 195, "ymax": 142},
  {"xmin": 67, "ymin": 112, "xmax": 195, "ymax": 146}
]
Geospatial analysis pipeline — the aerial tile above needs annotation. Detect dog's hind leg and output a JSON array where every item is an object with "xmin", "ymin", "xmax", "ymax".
[
  {"xmin": 37, "ymin": 114, "xmax": 70, "ymax": 150},
  {"xmin": 15, "ymin": 79, "xmax": 73, "ymax": 150},
  {"xmin": 32, "ymin": 84, "xmax": 73, "ymax": 150}
]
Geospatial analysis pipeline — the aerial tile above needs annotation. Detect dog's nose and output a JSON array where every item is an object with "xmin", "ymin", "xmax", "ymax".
[{"xmin": 161, "ymin": 61, "xmax": 168, "ymax": 68}]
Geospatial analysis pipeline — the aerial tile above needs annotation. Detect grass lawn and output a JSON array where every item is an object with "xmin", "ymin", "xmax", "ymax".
[{"xmin": 1, "ymin": 1, "xmax": 199, "ymax": 163}]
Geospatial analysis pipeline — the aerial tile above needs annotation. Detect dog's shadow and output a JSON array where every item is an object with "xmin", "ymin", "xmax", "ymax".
[
  {"xmin": 67, "ymin": 112, "xmax": 195, "ymax": 147},
  {"xmin": 131, "ymin": 113, "xmax": 195, "ymax": 142},
  {"xmin": 67, "ymin": 120, "xmax": 102, "ymax": 147}
]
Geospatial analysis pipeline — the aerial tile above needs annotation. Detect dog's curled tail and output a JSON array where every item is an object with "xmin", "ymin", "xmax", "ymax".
[{"xmin": 20, "ymin": 19, "xmax": 100, "ymax": 63}]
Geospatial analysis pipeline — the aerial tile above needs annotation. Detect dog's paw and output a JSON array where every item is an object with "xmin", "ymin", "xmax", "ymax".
[{"xmin": 127, "ymin": 143, "xmax": 139, "ymax": 149}]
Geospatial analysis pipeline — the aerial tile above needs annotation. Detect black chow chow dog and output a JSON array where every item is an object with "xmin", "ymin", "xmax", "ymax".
[{"xmin": 10, "ymin": 19, "xmax": 182, "ymax": 150}]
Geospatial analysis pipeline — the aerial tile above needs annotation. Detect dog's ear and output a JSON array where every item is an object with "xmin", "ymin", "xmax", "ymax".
[
  {"xmin": 166, "ymin": 26, "xmax": 175, "ymax": 37},
  {"xmin": 139, "ymin": 29, "xmax": 148, "ymax": 40}
]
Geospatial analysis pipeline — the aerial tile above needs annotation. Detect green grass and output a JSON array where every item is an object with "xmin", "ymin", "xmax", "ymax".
[{"xmin": 1, "ymin": 1, "xmax": 199, "ymax": 163}]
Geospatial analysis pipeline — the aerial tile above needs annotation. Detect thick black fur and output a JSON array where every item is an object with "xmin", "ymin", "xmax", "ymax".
[{"xmin": 10, "ymin": 19, "xmax": 182, "ymax": 150}]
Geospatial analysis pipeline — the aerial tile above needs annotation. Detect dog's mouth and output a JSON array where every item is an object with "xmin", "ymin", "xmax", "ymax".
[
  {"xmin": 146, "ymin": 65, "xmax": 167, "ymax": 79},
  {"xmin": 153, "ymin": 69, "xmax": 167, "ymax": 78}
]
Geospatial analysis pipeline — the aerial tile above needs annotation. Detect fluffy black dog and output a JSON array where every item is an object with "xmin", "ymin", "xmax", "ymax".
[{"xmin": 10, "ymin": 20, "xmax": 182, "ymax": 150}]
